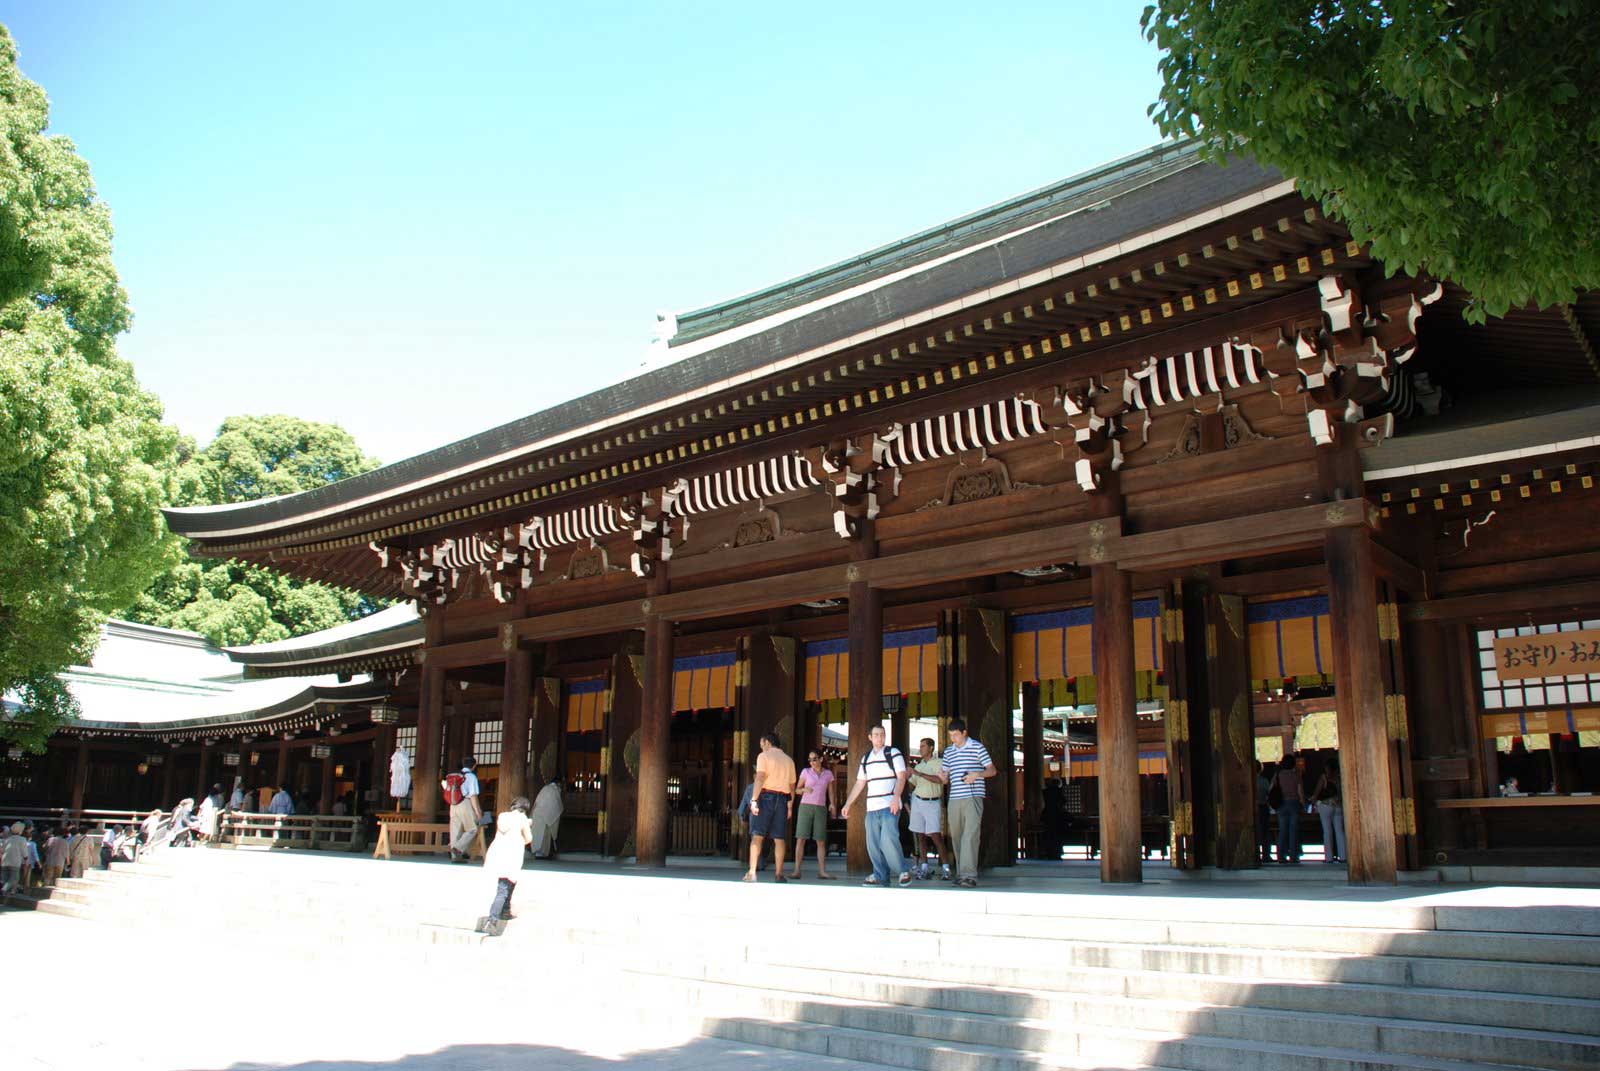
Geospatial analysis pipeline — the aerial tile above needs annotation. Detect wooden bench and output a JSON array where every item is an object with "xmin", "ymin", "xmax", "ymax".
[{"xmin": 372, "ymin": 817, "xmax": 485, "ymax": 860}]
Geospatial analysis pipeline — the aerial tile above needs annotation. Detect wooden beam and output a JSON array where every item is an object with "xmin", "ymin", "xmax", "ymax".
[
  {"xmin": 863, "ymin": 520, "xmax": 1108, "ymax": 590},
  {"xmin": 1405, "ymin": 578, "xmax": 1600, "ymax": 623},
  {"xmin": 1111, "ymin": 500, "xmax": 1371, "ymax": 572},
  {"xmin": 1369, "ymin": 540, "xmax": 1426, "ymax": 597},
  {"xmin": 499, "ymin": 647, "xmax": 532, "ymax": 806},
  {"xmin": 507, "ymin": 599, "xmax": 648, "ymax": 645},
  {"xmin": 653, "ymin": 563, "xmax": 850, "ymax": 623},
  {"xmin": 416, "ymin": 637, "xmax": 506, "ymax": 671}
]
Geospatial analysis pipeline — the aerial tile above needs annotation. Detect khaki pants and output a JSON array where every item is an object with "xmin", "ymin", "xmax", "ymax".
[
  {"xmin": 947, "ymin": 796, "xmax": 984, "ymax": 879},
  {"xmin": 43, "ymin": 866, "xmax": 61, "ymax": 887},
  {"xmin": 450, "ymin": 800, "xmax": 480, "ymax": 855}
]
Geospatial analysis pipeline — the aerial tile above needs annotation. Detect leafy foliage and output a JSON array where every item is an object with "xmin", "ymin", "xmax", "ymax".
[
  {"xmin": 0, "ymin": 25, "xmax": 177, "ymax": 749},
  {"xmin": 126, "ymin": 414, "xmax": 384, "ymax": 647},
  {"xmin": 1142, "ymin": 1, "xmax": 1600, "ymax": 321}
]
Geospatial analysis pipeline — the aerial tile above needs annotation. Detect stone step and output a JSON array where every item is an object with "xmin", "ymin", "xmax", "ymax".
[
  {"xmin": 647, "ymin": 966, "xmax": 1600, "ymax": 1069},
  {"xmin": 690, "ymin": 1003, "xmax": 1516, "ymax": 1071},
  {"xmin": 649, "ymin": 956, "xmax": 1600, "ymax": 1039}
]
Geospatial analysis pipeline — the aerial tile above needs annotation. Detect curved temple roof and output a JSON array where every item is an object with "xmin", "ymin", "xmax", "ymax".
[
  {"xmin": 12, "ymin": 618, "xmax": 404, "ymax": 741},
  {"xmin": 163, "ymin": 141, "xmax": 1287, "ymax": 543}
]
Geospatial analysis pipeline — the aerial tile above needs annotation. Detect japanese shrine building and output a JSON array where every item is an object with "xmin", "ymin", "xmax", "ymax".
[{"xmin": 18, "ymin": 139, "xmax": 1600, "ymax": 882}]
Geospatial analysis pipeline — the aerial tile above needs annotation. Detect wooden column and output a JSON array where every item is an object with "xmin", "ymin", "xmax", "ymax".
[
  {"xmin": 637, "ymin": 580, "xmax": 674, "ymax": 868},
  {"xmin": 369, "ymin": 726, "xmax": 394, "ymax": 815},
  {"xmin": 1322, "ymin": 434, "xmax": 1398, "ymax": 884},
  {"xmin": 319, "ymin": 751, "xmax": 336, "ymax": 813},
  {"xmin": 603, "ymin": 632, "xmax": 645, "ymax": 858},
  {"xmin": 1092, "ymin": 563, "xmax": 1141, "ymax": 883},
  {"xmin": 500, "ymin": 646, "xmax": 534, "ymax": 806},
  {"xmin": 1022, "ymin": 681, "xmax": 1043, "ymax": 858},
  {"xmin": 1326, "ymin": 524, "xmax": 1399, "ymax": 883},
  {"xmin": 195, "ymin": 741, "xmax": 212, "ymax": 798},
  {"xmin": 1208, "ymin": 589, "xmax": 1258, "ymax": 868},
  {"xmin": 274, "ymin": 739, "xmax": 291, "ymax": 794},
  {"xmin": 733, "ymin": 629, "xmax": 799, "ymax": 861},
  {"xmin": 530, "ymin": 674, "xmax": 562, "ymax": 796},
  {"xmin": 949, "ymin": 607, "xmax": 1013, "ymax": 869},
  {"xmin": 412, "ymin": 663, "xmax": 446, "ymax": 818},
  {"xmin": 70, "ymin": 739, "xmax": 90, "ymax": 812},
  {"xmin": 160, "ymin": 752, "xmax": 176, "ymax": 808},
  {"xmin": 1164, "ymin": 583, "xmax": 1203, "ymax": 869},
  {"xmin": 846, "ymin": 564, "xmax": 883, "ymax": 876}
]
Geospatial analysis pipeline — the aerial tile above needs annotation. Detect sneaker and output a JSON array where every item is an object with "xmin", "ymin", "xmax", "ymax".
[
  {"xmin": 862, "ymin": 875, "xmax": 883, "ymax": 886},
  {"xmin": 897, "ymin": 871, "xmax": 912, "ymax": 887},
  {"xmin": 474, "ymin": 916, "xmax": 491, "ymax": 934},
  {"xmin": 940, "ymin": 864, "xmax": 952, "ymax": 881},
  {"xmin": 957, "ymin": 876, "xmax": 978, "ymax": 888}
]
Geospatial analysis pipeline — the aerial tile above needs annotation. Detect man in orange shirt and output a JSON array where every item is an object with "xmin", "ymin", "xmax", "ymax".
[{"xmin": 744, "ymin": 732, "xmax": 797, "ymax": 883}]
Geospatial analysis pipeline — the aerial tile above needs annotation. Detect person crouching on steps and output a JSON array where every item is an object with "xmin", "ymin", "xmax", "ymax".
[{"xmin": 477, "ymin": 795, "xmax": 532, "ymax": 937}]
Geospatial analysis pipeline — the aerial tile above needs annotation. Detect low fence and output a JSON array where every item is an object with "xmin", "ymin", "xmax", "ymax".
[
  {"xmin": 215, "ymin": 812, "xmax": 366, "ymax": 852},
  {"xmin": 0, "ymin": 807, "xmax": 150, "ymax": 830}
]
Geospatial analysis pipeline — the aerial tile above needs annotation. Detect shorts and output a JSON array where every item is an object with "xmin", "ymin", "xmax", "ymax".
[
  {"xmin": 748, "ymin": 791, "xmax": 790, "ymax": 840},
  {"xmin": 910, "ymin": 795, "xmax": 943, "ymax": 834},
  {"xmin": 794, "ymin": 802, "xmax": 828, "ymax": 841}
]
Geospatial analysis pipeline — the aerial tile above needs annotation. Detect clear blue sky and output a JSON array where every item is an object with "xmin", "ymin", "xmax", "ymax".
[{"xmin": 6, "ymin": 2, "xmax": 1166, "ymax": 466}]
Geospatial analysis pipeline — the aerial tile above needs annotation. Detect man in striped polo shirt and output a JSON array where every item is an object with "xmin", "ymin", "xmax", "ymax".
[
  {"xmin": 937, "ymin": 718, "xmax": 996, "ymax": 887},
  {"xmin": 841, "ymin": 724, "xmax": 912, "ymax": 887}
]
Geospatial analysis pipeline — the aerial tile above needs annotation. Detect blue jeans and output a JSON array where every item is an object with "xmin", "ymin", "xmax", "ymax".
[
  {"xmin": 865, "ymin": 808, "xmax": 905, "ymax": 884},
  {"xmin": 1275, "ymin": 802, "xmax": 1301, "ymax": 862}
]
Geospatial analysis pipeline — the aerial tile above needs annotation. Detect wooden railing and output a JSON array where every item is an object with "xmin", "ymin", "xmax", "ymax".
[
  {"xmin": 0, "ymin": 807, "xmax": 151, "ymax": 829},
  {"xmin": 215, "ymin": 812, "xmax": 366, "ymax": 852}
]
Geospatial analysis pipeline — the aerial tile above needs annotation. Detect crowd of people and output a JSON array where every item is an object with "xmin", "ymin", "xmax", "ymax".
[
  {"xmin": 739, "ymin": 718, "xmax": 997, "ymax": 889},
  {"xmin": 1256, "ymin": 753, "xmax": 1345, "ymax": 864},
  {"xmin": 1, "ymin": 819, "xmax": 133, "ymax": 895}
]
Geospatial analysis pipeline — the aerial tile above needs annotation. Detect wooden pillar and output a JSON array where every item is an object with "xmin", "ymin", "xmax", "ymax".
[
  {"xmin": 1092, "ymin": 563, "xmax": 1141, "ymax": 883},
  {"xmin": 319, "ymin": 751, "xmax": 335, "ymax": 813},
  {"xmin": 160, "ymin": 752, "xmax": 176, "ymax": 808},
  {"xmin": 412, "ymin": 663, "xmax": 446, "ymax": 818},
  {"xmin": 274, "ymin": 739, "xmax": 290, "ymax": 794},
  {"xmin": 603, "ymin": 632, "xmax": 645, "ymax": 858},
  {"xmin": 1327, "ymin": 524, "xmax": 1399, "ymax": 883},
  {"xmin": 70, "ymin": 739, "xmax": 90, "ymax": 812},
  {"xmin": 1022, "ymin": 682, "xmax": 1044, "ymax": 858},
  {"xmin": 846, "ymin": 566, "xmax": 883, "ymax": 877},
  {"xmin": 196, "ymin": 741, "xmax": 212, "ymax": 799},
  {"xmin": 948, "ymin": 607, "xmax": 1014, "ymax": 869},
  {"xmin": 1322, "ymin": 434, "xmax": 1398, "ymax": 885},
  {"xmin": 637, "ymin": 582, "xmax": 674, "ymax": 868},
  {"xmin": 733, "ymin": 629, "xmax": 799, "ymax": 861},
  {"xmin": 369, "ymin": 726, "xmax": 393, "ymax": 815},
  {"xmin": 1164, "ymin": 582, "xmax": 1203, "ymax": 869},
  {"xmin": 1207, "ymin": 589, "xmax": 1258, "ymax": 868},
  {"xmin": 500, "ymin": 646, "xmax": 533, "ymax": 806},
  {"xmin": 530, "ymin": 674, "xmax": 562, "ymax": 796}
]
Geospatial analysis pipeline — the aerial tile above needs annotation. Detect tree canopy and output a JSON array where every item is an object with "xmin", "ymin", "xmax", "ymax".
[
  {"xmin": 126, "ymin": 414, "xmax": 384, "ymax": 648},
  {"xmin": 1142, "ymin": 1, "xmax": 1600, "ymax": 321},
  {"xmin": 0, "ymin": 25, "xmax": 176, "ymax": 749}
]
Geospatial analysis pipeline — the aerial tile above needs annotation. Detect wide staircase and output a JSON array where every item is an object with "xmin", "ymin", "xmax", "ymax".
[{"xmin": 18, "ymin": 851, "xmax": 1600, "ymax": 1071}]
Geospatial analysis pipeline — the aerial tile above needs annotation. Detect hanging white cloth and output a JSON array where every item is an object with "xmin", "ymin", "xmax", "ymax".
[{"xmin": 389, "ymin": 746, "xmax": 412, "ymax": 799}]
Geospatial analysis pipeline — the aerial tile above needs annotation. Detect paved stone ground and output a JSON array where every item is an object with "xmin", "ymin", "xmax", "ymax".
[
  {"xmin": 0, "ymin": 906, "xmax": 879, "ymax": 1071},
  {"xmin": 7, "ymin": 849, "xmax": 1598, "ymax": 1070}
]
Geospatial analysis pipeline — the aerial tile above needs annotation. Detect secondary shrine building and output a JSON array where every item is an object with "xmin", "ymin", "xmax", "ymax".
[{"xmin": 16, "ymin": 140, "xmax": 1600, "ymax": 882}]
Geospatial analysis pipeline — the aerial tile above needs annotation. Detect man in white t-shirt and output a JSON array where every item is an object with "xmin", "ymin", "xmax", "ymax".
[{"xmin": 841, "ymin": 725, "xmax": 911, "ymax": 887}]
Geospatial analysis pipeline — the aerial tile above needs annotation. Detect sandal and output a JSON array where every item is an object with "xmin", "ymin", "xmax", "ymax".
[{"xmin": 817, "ymin": 872, "xmax": 837, "ymax": 880}]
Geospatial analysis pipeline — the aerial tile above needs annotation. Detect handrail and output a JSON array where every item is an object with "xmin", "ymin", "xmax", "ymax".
[{"xmin": 216, "ymin": 811, "xmax": 366, "ymax": 852}]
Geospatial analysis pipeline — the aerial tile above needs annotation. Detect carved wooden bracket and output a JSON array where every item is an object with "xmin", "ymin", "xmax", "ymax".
[
  {"xmin": 1271, "ymin": 275, "xmax": 1443, "ymax": 447},
  {"xmin": 807, "ymin": 432, "xmax": 900, "ymax": 539}
]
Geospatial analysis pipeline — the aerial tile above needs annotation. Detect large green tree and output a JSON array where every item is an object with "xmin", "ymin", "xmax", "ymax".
[
  {"xmin": 1142, "ymin": 1, "xmax": 1600, "ymax": 321},
  {"xmin": 0, "ymin": 26, "xmax": 177, "ymax": 749},
  {"xmin": 127, "ymin": 414, "xmax": 384, "ymax": 648}
]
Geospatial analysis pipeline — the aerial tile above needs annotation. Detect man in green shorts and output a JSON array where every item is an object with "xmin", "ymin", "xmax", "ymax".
[{"xmin": 788, "ymin": 750, "xmax": 837, "ymax": 879}]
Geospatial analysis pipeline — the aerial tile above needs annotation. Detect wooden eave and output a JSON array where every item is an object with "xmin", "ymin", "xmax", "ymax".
[{"xmin": 189, "ymin": 195, "xmax": 1364, "ymax": 594}]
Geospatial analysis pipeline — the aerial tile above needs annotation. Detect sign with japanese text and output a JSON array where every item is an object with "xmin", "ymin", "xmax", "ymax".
[{"xmin": 1493, "ymin": 630, "xmax": 1600, "ymax": 680}]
